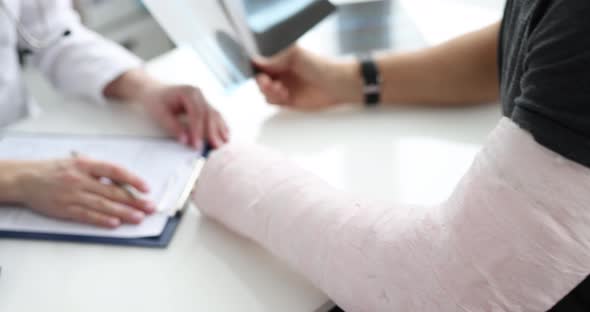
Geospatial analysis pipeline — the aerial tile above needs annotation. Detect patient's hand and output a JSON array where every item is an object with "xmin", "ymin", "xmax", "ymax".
[{"xmin": 254, "ymin": 46, "xmax": 363, "ymax": 110}]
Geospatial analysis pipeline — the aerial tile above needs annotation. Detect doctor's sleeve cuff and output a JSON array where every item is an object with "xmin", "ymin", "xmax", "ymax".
[{"xmin": 87, "ymin": 42, "xmax": 143, "ymax": 105}]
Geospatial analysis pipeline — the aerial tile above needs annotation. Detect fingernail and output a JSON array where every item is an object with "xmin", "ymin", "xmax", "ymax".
[
  {"xmin": 131, "ymin": 211, "xmax": 145, "ymax": 223},
  {"xmin": 179, "ymin": 133, "xmax": 188, "ymax": 145},
  {"xmin": 108, "ymin": 218, "xmax": 121, "ymax": 228},
  {"xmin": 145, "ymin": 202, "xmax": 157, "ymax": 213},
  {"xmin": 194, "ymin": 140, "xmax": 203, "ymax": 151},
  {"xmin": 136, "ymin": 182, "xmax": 149, "ymax": 193}
]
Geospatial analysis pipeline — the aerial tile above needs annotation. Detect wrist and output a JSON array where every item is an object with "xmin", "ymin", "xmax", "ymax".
[
  {"xmin": 293, "ymin": 46, "xmax": 363, "ymax": 106},
  {"xmin": 0, "ymin": 161, "xmax": 34, "ymax": 204},
  {"xmin": 326, "ymin": 59, "xmax": 364, "ymax": 105},
  {"xmin": 103, "ymin": 68, "xmax": 163, "ymax": 103}
]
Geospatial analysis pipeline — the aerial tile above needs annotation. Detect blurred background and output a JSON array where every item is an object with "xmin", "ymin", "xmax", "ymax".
[
  {"xmin": 24, "ymin": 0, "xmax": 506, "ymax": 102},
  {"xmin": 69, "ymin": 0, "xmax": 505, "ymax": 60}
]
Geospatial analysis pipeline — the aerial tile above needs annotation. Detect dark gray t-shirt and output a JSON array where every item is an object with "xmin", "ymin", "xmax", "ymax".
[
  {"xmin": 499, "ymin": 0, "xmax": 590, "ymax": 310},
  {"xmin": 500, "ymin": 0, "xmax": 590, "ymax": 167}
]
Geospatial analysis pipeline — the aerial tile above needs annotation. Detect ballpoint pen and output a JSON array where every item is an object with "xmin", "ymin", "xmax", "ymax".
[{"xmin": 70, "ymin": 150, "xmax": 140, "ymax": 200}]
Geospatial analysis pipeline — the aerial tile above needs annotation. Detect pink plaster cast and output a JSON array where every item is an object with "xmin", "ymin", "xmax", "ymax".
[{"xmin": 194, "ymin": 118, "xmax": 590, "ymax": 311}]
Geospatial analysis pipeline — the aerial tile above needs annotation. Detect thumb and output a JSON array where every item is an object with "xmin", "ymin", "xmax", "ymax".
[{"xmin": 252, "ymin": 45, "xmax": 299, "ymax": 76}]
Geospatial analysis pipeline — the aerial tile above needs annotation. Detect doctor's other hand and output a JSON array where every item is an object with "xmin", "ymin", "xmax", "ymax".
[
  {"xmin": 254, "ymin": 45, "xmax": 363, "ymax": 110},
  {"xmin": 140, "ymin": 84, "xmax": 230, "ymax": 150},
  {"xmin": 17, "ymin": 157, "xmax": 155, "ymax": 228},
  {"xmin": 104, "ymin": 69, "xmax": 229, "ymax": 150}
]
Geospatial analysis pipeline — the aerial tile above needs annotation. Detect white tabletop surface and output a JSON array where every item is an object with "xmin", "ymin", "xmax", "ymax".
[{"xmin": 0, "ymin": 1, "xmax": 504, "ymax": 311}]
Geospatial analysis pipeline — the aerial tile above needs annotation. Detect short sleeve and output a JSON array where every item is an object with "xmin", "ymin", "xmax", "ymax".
[{"xmin": 511, "ymin": 1, "xmax": 590, "ymax": 168}]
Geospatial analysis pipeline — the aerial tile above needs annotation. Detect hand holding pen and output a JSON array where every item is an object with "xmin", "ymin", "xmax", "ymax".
[{"xmin": 13, "ymin": 153, "xmax": 156, "ymax": 228}]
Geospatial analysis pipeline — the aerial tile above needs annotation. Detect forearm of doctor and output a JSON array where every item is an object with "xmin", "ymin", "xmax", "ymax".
[
  {"xmin": 338, "ymin": 22, "xmax": 500, "ymax": 106},
  {"xmin": 0, "ymin": 161, "xmax": 27, "ymax": 204},
  {"xmin": 103, "ymin": 68, "xmax": 161, "ymax": 103}
]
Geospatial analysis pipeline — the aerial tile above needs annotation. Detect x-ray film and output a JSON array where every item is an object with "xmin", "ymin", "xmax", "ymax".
[{"xmin": 144, "ymin": 0, "xmax": 334, "ymax": 90}]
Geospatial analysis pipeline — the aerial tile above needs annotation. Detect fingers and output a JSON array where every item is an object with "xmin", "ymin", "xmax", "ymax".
[
  {"xmin": 158, "ymin": 109, "xmax": 189, "ymax": 145},
  {"xmin": 81, "ymin": 176, "xmax": 156, "ymax": 214},
  {"xmin": 252, "ymin": 45, "xmax": 298, "ymax": 105},
  {"xmin": 74, "ymin": 157, "xmax": 149, "ymax": 193},
  {"xmin": 65, "ymin": 205, "xmax": 121, "ymax": 229},
  {"xmin": 181, "ymin": 89, "xmax": 206, "ymax": 150},
  {"xmin": 76, "ymin": 192, "xmax": 146, "ymax": 225},
  {"xmin": 145, "ymin": 85, "xmax": 230, "ymax": 150},
  {"xmin": 252, "ymin": 45, "xmax": 298, "ymax": 75},
  {"xmin": 206, "ymin": 118, "xmax": 220, "ymax": 149},
  {"xmin": 206, "ymin": 109, "xmax": 230, "ymax": 149},
  {"xmin": 219, "ymin": 115, "xmax": 230, "ymax": 142},
  {"xmin": 256, "ymin": 74, "xmax": 290, "ymax": 105}
]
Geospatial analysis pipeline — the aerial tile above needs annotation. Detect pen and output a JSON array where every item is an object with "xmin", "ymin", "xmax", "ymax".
[{"xmin": 70, "ymin": 150, "xmax": 139, "ymax": 200}]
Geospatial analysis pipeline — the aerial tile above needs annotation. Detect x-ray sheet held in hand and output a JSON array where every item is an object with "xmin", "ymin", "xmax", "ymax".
[{"xmin": 143, "ymin": 0, "xmax": 335, "ymax": 90}]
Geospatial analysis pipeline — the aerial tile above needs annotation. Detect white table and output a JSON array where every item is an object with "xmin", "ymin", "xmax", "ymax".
[{"xmin": 0, "ymin": 1, "xmax": 504, "ymax": 311}]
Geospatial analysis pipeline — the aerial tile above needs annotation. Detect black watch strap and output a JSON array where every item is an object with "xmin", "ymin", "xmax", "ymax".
[{"xmin": 360, "ymin": 55, "xmax": 381, "ymax": 107}]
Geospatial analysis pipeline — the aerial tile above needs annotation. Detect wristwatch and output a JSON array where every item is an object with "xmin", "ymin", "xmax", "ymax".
[{"xmin": 359, "ymin": 55, "xmax": 381, "ymax": 107}]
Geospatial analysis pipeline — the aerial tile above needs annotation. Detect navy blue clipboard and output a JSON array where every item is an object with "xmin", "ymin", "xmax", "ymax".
[
  {"xmin": 0, "ymin": 213, "xmax": 183, "ymax": 248},
  {"xmin": 0, "ymin": 135, "xmax": 211, "ymax": 249}
]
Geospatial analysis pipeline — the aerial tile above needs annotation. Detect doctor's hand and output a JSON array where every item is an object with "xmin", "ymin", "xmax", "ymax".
[
  {"xmin": 254, "ymin": 46, "xmax": 363, "ymax": 111},
  {"xmin": 18, "ymin": 158, "xmax": 155, "ymax": 228},
  {"xmin": 104, "ymin": 69, "xmax": 230, "ymax": 150},
  {"xmin": 139, "ymin": 84, "xmax": 230, "ymax": 150}
]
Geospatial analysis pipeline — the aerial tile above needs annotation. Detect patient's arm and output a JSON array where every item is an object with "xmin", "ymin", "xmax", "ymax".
[
  {"xmin": 194, "ymin": 118, "xmax": 590, "ymax": 311},
  {"xmin": 255, "ymin": 22, "xmax": 500, "ymax": 110},
  {"xmin": 376, "ymin": 22, "xmax": 500, "ymax": 105}
]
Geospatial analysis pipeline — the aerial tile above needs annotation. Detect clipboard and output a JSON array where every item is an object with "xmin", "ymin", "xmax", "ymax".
[
  {"xmin": 0, "ymin": 135, "xmax": 210, "ymax": 249},
  {"xmin": 0, "ymin": 213, "xmax": 183, "ymax": 248}
]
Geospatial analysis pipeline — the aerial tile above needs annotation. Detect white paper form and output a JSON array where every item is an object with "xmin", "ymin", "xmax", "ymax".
[{"xmin": 0, "ymin": 135, "xmax": 201, "ymax": 238}]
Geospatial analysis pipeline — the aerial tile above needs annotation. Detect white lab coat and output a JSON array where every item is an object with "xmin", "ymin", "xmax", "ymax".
[{"xmin": 0, "ymin": 0, "xmax": 141, "ymax": 127}]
